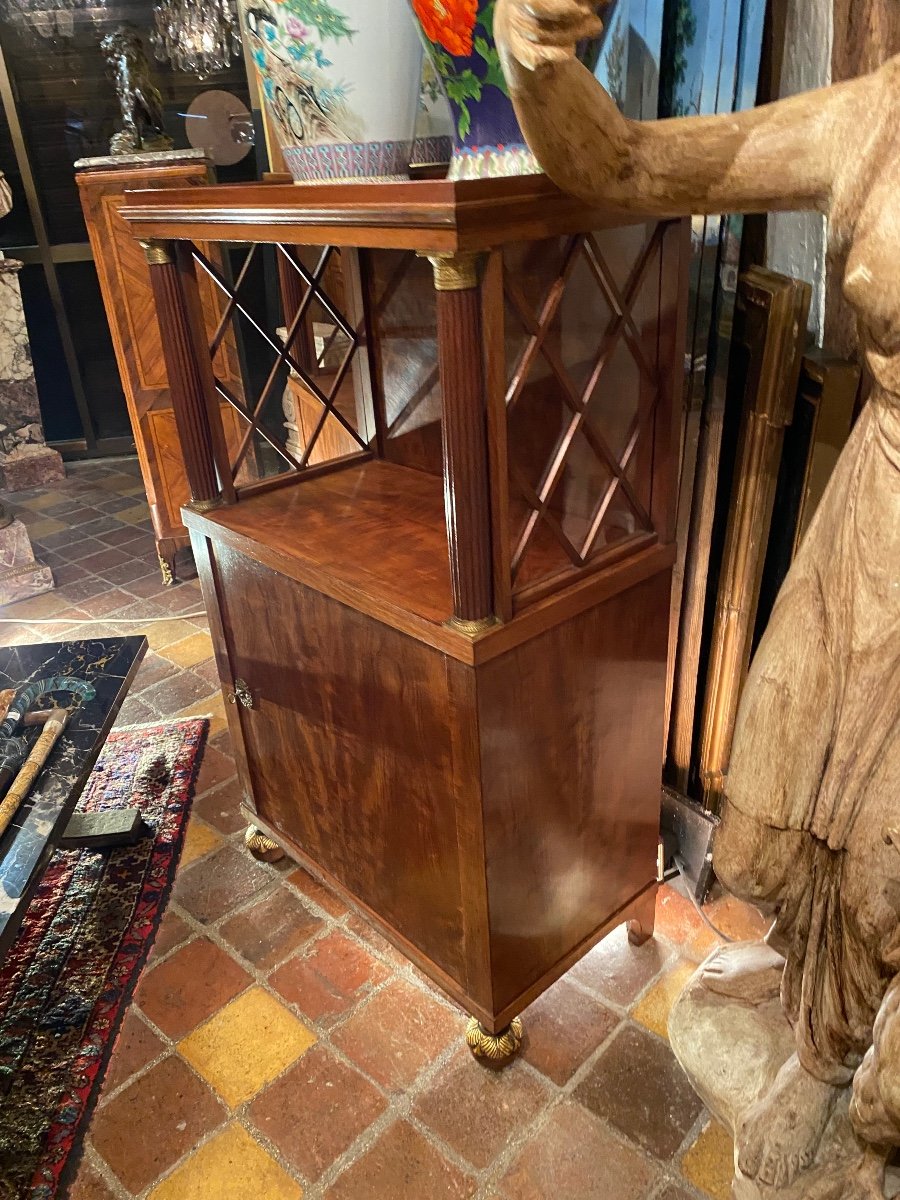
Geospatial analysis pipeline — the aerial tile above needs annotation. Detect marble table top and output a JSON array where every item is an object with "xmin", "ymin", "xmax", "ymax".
[
  {"xmin": 73, "ymin": 148, "xmax": 206, "ymax": 170},
  {"xmin": 0, "ymin": 637, "xmax": 146, "ymax": 957}
]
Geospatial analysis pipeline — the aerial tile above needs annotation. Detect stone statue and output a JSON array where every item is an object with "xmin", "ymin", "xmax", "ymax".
[
  {"xmin": 101, "ymin": 27, "xmax": 173, "ymax": 156},
  {"xmin": 494, "ymin": 3, "xmax": 900, "ymax": 1197}
]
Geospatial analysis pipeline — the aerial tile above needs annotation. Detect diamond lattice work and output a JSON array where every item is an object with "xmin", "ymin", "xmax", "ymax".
[
  {"xmin": 368, "ymin": 250, "xmax": 442, "ymax": 475},
  {"xmin": 503, "ymin": 225, "xmax": 665, "ymax": 595},
  {"xmin": 191, "ymin": 242, "xmax": 370, "ymax": 487}
]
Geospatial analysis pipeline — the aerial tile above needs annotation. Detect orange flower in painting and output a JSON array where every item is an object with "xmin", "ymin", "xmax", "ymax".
[{"xmin": 413, "ymin": 0, "xmax": 478, "ymax": 57}]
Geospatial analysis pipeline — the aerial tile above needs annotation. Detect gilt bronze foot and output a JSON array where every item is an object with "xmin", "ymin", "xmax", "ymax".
[
  {"xmin": 627, "ymin": 885, "xmax": 658, "ymax": 946},
  {"xmin": 465, "ymin": 1016, "xmax": 524, "ymax": 1063},
  {"xmin": 156, "ymin": 552, "xmax": 175, "ymax": 587},
  {"xmin": 244, "ymin": 825, "xmax": 285, "ymax": 863}
]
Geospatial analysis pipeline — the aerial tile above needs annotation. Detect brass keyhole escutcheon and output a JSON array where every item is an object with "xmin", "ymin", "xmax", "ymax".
[{"xmin": 227, "ymin": 678, "xmax": 254, "ymax": 709}]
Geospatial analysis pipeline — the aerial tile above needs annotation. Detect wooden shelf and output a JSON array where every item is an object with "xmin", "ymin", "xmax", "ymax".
[
  {"xmin": 184, "ymin": 460, "xmax": 453, "ymax": 628},
  {"xmin": 185, "ymin": 456, "xmax": 675, "ymax": 667},
  {"xmin": 121, "ymin": 174, "xmax": 648, "ymax": 252}
]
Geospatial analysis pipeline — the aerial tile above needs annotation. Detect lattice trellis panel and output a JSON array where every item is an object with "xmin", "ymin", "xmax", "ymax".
[
  {"xmin": 368, "ymin": 250, "xmax": 443, "ymax": 476},
  {"xmin": 191, "ymin": 241, "xmax": 371, "ymax": 487},
  {"xmin": 503, "ymin": 225, "xmax": 665, "ymax": 596}
]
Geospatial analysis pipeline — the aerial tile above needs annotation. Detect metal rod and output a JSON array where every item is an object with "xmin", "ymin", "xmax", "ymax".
[{"xmin": 5, "ymin": 242, "xmax": 95, "ymax": 264}]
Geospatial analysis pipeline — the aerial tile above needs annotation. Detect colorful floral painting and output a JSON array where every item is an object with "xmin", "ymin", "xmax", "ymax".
[
  {"xmin": 412, "ymin": 0, "xmax": 478, "ymax": 57},
  {"xmin": 244, "ymin": 0, "xmax": 360, "ymax": 144},
  {"xmin": 412, "ymin": 0, "xmax": 510, "ymax": 143},
  {"xmin": 275, "ymin": 0, "xmax": 354, "ymax": 40},
  {"xmin": 244, "ymin": 0, "xmax": 426, "ymax": 180}
]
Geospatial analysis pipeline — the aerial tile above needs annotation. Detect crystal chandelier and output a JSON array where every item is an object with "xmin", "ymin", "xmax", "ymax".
[{"xmin": 152, "ymin": 0, "xmax": 240, "ymax": 78}]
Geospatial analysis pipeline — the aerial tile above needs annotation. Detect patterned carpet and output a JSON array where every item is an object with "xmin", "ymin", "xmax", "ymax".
[{"xmin": 0, "ymin": 719, "xmax": 207, "ymax": 1200}]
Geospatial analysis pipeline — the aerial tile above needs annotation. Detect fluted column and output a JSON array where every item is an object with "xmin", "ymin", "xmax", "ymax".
[
  {"xmin": 427, "ymin": 251, "xmax": 494, "ymax": 631},
  {"xmin": 142, "ymin": 238, "xmax": 227, "ymax": 506}
]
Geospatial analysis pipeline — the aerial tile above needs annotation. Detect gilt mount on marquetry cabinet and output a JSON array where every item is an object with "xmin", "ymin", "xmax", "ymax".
[
  {"xmin": 122, "ymin": 175, "xmax": 689, "ymax": 1049},
  {"xmin": 76, "ymin": 151, "xmax": 247, "ymax": 584}
]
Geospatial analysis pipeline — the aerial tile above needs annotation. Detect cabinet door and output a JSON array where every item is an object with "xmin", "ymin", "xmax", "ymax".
[{"xmin": 208, "ymin": 541, "xmax": 468, "ymax": 984}]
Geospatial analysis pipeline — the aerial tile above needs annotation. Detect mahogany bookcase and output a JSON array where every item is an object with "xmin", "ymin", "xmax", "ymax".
[{"xmin": 121, "ymin": 176, "xmax": 688, "ymax": 1051}]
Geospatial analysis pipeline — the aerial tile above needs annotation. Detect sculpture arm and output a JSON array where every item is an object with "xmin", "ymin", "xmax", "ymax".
[
  {"xmin": 496, "ymin": 0, "xmax": 876, "ymax": 218},
  {"xmin": 850, "ymin": 973, "xmax": 900, "ymax": 1147}
]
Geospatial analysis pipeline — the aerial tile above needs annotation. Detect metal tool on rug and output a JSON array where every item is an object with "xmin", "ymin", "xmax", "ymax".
[
  {"xmin": 0, "ymin": 676, "xmax": 144, "ymax": 861},
  {"xmin": 0, "ymin": 677, "xmax": 96, "ymax": 818}
]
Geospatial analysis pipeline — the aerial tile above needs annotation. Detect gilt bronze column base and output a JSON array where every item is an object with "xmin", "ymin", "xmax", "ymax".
[
  {"xmin": 244, "ymin": 825, "xmax": 285, "ymax": 863},
  {"xmin": 465, "ymin": 1016, "xmax": 524, "ymax": 1063}
]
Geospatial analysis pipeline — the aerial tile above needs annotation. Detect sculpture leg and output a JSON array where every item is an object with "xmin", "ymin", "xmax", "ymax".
[
  {"xmin": 738, "ymin": 1053, "xmax": 843, "ymax": 1188},
  {"xmin": 465, "ymin": 1016, "xmax": 524, "ymax": 1063},
  {"xmin": 627, "ymin": 884, "xmax": 657, "ymax": 946},
  {"xmin": 714, "ymin": 800, "xmax": 805, "ymax": 910},
  {"xmin": 800, "ymin": 1149, "xmax": 888, "ymax": 1200},
  {"xmin": 700, "ymin": 941, "xmax": 785, "ymax": 1003},
  {"xmin": 719, "ymin": 821, "xmax": 890, "ymax": 1192},
  {"xmin": 244, "ymin": 825, "xmax": 285, "ymax": 864}
]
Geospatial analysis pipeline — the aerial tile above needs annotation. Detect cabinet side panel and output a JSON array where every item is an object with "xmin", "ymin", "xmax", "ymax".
[
  {"xmin": 478, "ymin": 571, "xmax": 669, "ymax": 1012},
  {"xmin": 212, "ymin": 542, "xmax": 467, "ymax": 983},
  {"xmin": 444, "ymin": 657, "xmax": 493, "ymax": 1014}
]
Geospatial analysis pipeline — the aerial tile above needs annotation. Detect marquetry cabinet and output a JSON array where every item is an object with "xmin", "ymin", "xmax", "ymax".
[
  {"xmin": 122, "ymin": 176, "xmax": 688, "ymax": 1046},
  {"xmin": 77, "ymin": 150, "xmax": 246, "ymax": 582}
]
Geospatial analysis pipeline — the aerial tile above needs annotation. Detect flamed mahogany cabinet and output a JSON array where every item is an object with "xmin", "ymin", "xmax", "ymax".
[{"xmin": 121, "ymin": 176, "xmax": 689, "ymax": 1050}]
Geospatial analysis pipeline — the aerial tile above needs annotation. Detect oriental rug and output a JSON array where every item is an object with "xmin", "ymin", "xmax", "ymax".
[{"xmin": 0, "ymin": 718, "xmax": 207, "ymax": 1200}]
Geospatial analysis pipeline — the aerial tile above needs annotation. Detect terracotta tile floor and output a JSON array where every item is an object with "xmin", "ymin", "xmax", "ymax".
[{"xmin": 2, "ymin": 460, "xmax": 773, "ymax": 1200}]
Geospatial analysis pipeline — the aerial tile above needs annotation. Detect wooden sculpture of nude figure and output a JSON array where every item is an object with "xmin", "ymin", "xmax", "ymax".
[{"xmin": 495, "ymin": 1, "xmax": 900, "ymax": 1196}]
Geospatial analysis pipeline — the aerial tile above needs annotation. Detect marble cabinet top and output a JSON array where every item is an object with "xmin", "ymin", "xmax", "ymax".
[{"xmin": 74, "ymin": 148, "xmax": 207, "ymax": 171}]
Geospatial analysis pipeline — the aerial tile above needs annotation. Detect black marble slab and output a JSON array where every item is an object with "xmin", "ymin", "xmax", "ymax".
[{"xmin": 0, "ymin": 637, "xmax": 146, "ymax": 958}]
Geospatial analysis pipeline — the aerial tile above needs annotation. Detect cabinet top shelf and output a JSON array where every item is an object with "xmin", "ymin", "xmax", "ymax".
[{"xmin": 120, "ymin": 174, "xmax": 652, "ymax": 251}]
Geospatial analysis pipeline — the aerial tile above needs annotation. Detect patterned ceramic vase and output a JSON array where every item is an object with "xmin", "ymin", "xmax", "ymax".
[
  {"xmin": 412, "ymin": 55, "xmax": 454, "ymax": 167},
  {"xmin": 410, "ymin": 0, "xmax": 539, "ymax": 179},
  {"xmin": 242, "ymin": 0, "xmax": 424, "ymax": 181}
]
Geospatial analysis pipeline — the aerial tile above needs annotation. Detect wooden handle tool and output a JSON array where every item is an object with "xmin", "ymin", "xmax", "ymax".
[{"xmin": 0, "ymin": 709, "xmax": 72, "ymax": 839}]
